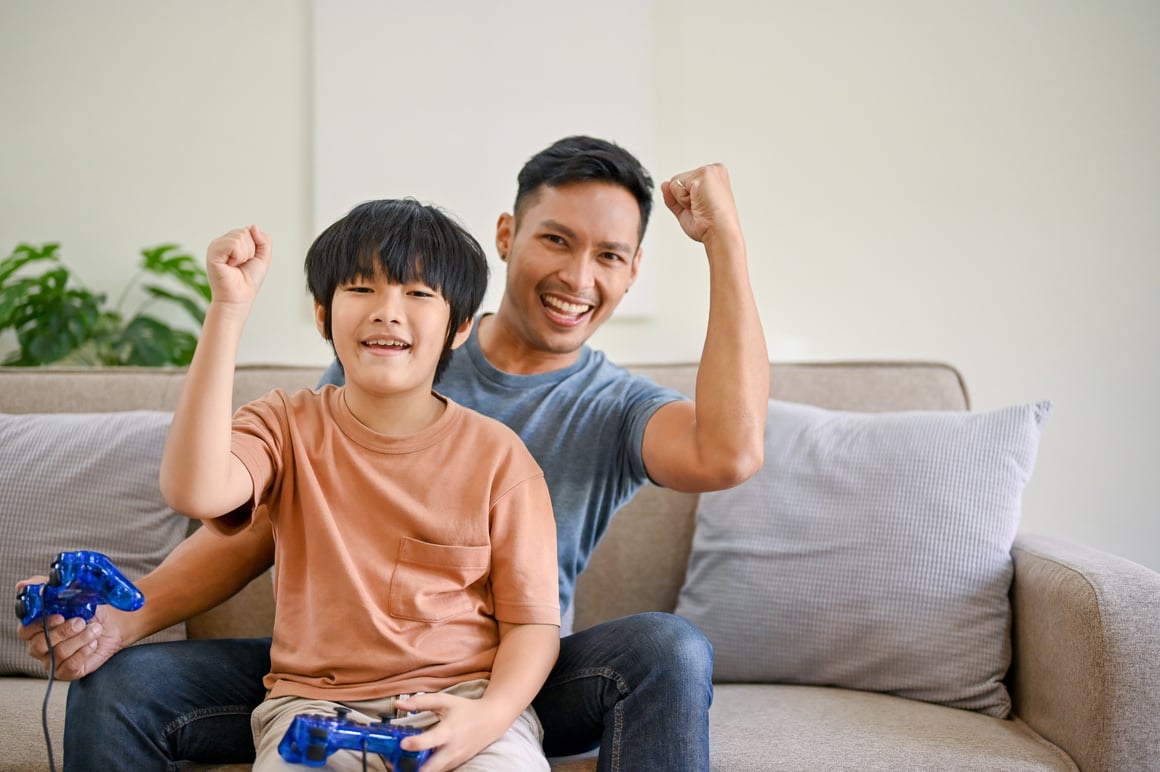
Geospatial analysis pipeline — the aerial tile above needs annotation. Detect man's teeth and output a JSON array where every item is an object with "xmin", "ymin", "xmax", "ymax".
[{"xmin": 543, "ymin": 296, "xmax": 591, "ymax": 315}]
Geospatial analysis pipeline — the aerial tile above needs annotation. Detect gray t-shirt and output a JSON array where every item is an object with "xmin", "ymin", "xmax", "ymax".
[{"xmin": 318, "ymin": 320, "xmax": 684, "ymax": 614}]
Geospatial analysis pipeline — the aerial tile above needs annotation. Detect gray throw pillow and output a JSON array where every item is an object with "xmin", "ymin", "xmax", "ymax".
[
  {"xmin": 1, "ymin": 411, "xmax": 189, "ymax": 678},
  {"xmin": 674, "ymin": 398, "xmax": 1052, "ymax": 718}
]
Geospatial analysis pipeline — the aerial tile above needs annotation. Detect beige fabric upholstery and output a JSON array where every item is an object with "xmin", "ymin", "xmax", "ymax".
[
  {"xmin": 2, "ymin": 363, "xmax": 1156, "ymax": 771},
  {"xmin": 1010, "ymin": 534, "xmax": 1160, "ymax": 772}
]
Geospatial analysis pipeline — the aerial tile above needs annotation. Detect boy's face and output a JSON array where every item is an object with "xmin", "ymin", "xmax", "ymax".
[
  {"xmin": 316, "ymin": 267, "xmax": 469, "ymax": 400},
  {"xmin": 494, "ymin": 180, "xmax": 643, "ymax": 358}
]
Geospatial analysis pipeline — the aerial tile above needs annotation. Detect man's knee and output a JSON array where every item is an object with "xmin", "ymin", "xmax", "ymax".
[{"xmin": 624, "ymin": 612, "xmax": 714, "ymax": 681}]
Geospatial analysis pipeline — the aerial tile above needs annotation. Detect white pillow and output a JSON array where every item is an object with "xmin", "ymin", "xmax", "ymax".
[
  {"xmin": 675, "ymin": 398, "xmax": 1052, "ymax": 717},
  {"xmin": 1, "ymin": 411, "xmax": 189, "ymax": 677}
]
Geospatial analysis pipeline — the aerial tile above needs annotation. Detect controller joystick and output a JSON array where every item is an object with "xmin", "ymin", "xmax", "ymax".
[
  {"xmin": 277, "ymin": 709, "xmax": 431, "ymax": 770},
  {"xmin": 15, "ymin": 550, "xmax": 144, "ymax": 626}
]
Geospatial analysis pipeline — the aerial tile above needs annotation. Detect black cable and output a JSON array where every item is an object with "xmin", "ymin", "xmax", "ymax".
[{"xmin": 41, "ymin": 616, "xmax": 58, "ymax": 772}]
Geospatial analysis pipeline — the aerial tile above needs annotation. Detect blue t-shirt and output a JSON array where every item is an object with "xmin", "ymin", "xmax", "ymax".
[{"xmin": 318, "ymin": 321, "xmax": 684, "ymax": 614}]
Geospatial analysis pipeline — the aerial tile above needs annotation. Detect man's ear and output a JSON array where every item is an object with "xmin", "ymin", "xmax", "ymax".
[
  {"xmin": 449, "ymin": 316, "xmax": 475, "ymax": 350},
  {"xmin": 495, "ymin": 213, "xmax": 514, "ymax": 261},
  {"xmin": 627, "ymin": 247, "xmax": 643, "ymax": 287},
  {"xmin": 313, "ymin": 300, "xmax": 329, "ymax": 340}
]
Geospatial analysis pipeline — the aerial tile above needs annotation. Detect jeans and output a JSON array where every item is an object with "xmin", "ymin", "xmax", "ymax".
[{"xmin": 64, "ymin": 613, "xmax": 713, "ymax": 772}]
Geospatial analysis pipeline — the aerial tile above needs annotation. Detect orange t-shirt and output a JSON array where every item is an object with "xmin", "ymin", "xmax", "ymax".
[{"xmin": 223, "ymin": 386, "xmax": 559, "ymax": 701}]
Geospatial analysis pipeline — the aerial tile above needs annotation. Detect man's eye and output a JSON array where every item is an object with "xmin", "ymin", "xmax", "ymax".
[
  {"xmin": 600, "ymin": 252, "xmax": 624, "ymax": 262},
  {"xmin": 543, "ymin": 234, "xmax": 565, "ymax": 245}
]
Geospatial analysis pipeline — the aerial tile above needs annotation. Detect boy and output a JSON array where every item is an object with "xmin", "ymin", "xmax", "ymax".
[{"xmin": 159, "ymin": 199, "xmax": 560, "ymax": 771}]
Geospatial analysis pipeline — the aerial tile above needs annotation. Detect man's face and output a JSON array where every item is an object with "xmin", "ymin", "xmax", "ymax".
[
  {"xmin": 495, "ymin": 180, "xmax": 642, "ymax": 357},
  {"xmin": 316, "ymin": 267, "xmax": 460, "ymax": 401}
]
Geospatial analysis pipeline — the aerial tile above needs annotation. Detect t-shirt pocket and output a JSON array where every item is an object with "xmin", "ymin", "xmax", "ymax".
[{"xmin": 388, "ymin": 537, "xmax": 491, "ymax": 622}]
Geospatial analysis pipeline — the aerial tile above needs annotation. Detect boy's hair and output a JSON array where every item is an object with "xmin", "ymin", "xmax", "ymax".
[
  {"xmin": 514, "ymin": 136, "xmax": 655, "ymax": 243},
  {"xmin": 306, "ymin": 198, "xmax": 488, "ymax": 382}
]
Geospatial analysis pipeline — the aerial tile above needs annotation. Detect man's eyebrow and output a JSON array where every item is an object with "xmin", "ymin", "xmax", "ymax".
[{"xmin": 540, "ymin": 219, "xmax": 634, "ymax": 255}]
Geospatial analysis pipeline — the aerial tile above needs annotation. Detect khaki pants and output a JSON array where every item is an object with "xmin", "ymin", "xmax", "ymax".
[{"xmin": 251, "ymin": 679, "xmax": 548, "ymax": 771}]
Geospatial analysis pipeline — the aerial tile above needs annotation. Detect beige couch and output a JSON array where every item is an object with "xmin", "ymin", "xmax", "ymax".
[{"xmin": 2, "ymin": 362, "xmax": 1158, "ymax": 771}]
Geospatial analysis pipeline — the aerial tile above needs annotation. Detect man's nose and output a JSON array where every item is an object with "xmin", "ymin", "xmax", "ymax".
[{"xmin": 557, "ymin": 254, "xmax": 595, "ymax": 289}]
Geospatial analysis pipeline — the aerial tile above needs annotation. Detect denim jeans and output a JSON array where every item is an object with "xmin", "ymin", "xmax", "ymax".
[{"xmin": 64, "ymin": 613, "xmax": 712, "ymax": 772}]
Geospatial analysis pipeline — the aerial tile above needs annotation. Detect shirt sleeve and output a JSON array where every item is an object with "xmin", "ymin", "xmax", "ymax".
[
  {"xmin": 209, "ymin": 392, "xmax": 286, "ymax": 534},
  {"xmin": 487, "ymin": 471, "xmax": 561, "ymax": 627}
]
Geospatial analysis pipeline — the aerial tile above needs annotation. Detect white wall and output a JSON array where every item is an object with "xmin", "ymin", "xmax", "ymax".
[{"xmin": 2, "ymin": 2, "xmax": 1157, "ymax": 572}]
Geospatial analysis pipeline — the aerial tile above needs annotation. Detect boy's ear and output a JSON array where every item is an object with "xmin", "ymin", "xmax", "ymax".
[
  {"xmin": 313, "ymin": 300, "xmax": 329, "ymax": 339},
  {"xmin": 449, "ymin": 316, "xmax": 475, "ymax": 350},
  {"xmin": 495, "ymin": 213, "xmax": 514, "ymax": 261}
]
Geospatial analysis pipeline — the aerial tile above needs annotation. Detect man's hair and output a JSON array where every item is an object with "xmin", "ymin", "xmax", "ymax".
[
  {"xmin": 306, "ymin": 198, "xmax": 488, "ymax": 381},
  {"xmin": 514, "ymin": 136, "xmax": 655, "ymax": 242}
]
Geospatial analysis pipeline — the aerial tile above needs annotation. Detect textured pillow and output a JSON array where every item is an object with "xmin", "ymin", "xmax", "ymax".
[
  {"xmin": 675, "ymin": 398, "xmax": 1052, "ymax": 718},
  {"xmin": 1, "ymin": 411, "xmax": 189, "ymax": 677}
]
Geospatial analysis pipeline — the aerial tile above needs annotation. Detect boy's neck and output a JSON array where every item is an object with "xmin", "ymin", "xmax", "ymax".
[{"xmin": 341, "ymin": 387, "xmax": 446, "ymax": 437}]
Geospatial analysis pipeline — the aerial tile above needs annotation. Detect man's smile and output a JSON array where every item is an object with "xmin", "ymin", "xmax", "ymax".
[{"xmin": 541, "ymin": 293, "xmax": 595, "ymax": 325}]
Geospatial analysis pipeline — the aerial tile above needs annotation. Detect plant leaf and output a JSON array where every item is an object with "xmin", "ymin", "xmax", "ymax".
[
  {"xmin": 117, "ymin": 315, "xmax": 198, "ymax": 366},
  {"xmin": 140, "ymin": 284, "xmax": 206, "ymax": 325},
  {"xmin": 13, "ymin": 290, "xmax": 101, "ymax": 364},
  {"xmin": 141, "ymin": 245, "xmax": 211, "ymax": 301},
  {"xmin": 0, "ymin": 243, "xmax": 61, "ymax": 284}
]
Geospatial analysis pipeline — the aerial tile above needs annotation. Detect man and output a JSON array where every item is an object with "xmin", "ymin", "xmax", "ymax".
[{"xmin": 24, "ymin": 136, "xmax": 768, "ymax": 770}]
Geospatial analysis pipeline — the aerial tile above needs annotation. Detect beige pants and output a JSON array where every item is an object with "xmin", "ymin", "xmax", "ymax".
[{"xmin": 251, "ymin": 679, "xmax": 548, "ymax": 771}]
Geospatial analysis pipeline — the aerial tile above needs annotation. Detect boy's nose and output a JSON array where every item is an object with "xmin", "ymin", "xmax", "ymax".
[{"xmin": 370, "ymin": 289, "xmax": 404, "ymax": 324}]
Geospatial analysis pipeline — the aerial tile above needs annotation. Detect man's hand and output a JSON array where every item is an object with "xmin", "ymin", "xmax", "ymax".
[
  {"xmin": 394, "ymin": 692, "xmax": 510, "ymax": 772},
  {"xmin": 17, "ymin": 579, "xmax": 128, "ymax": 680},
  {"xmin": 661, "ymin": 163, "xmax": 743, "ymax": 247},
  {"xmin": 205, "ymin": 224, "xmax": 272, "ymax": 310}
]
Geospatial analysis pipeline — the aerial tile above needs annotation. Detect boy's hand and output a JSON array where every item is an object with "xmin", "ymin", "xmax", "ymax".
[
  {"xmin": 661, "ymin": 163, "xmax": 743, "ymax": 248},
  {"xmin": 16, "ymin": 578, "xmax": 128, "ymax": 680},
  {"xmin": 394, "ymin": 692, "xmax": 510, "ymax": 772},
  {"xmin": 205, "ymin": 224, "xmax": 272, "ymax": 309}
]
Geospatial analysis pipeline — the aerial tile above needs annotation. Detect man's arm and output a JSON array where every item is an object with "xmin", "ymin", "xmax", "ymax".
[
  {"xmin": 642, "ymin": 163, "xmax": 769, "ymax": 493},
  {"xmin": 20, "ymin": 517, "xmax": 275, "ymax": 679}
]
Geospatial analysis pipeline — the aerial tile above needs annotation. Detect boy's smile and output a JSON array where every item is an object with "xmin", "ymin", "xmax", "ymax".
[{"xmin": 316, "ymin": 269, "xmax": 470, "ymax": 433}]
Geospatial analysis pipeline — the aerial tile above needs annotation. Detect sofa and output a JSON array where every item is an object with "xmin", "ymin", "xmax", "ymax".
[{"xmin": 1, "ymin": 362, "xmax": 1157, "ymax": 772}]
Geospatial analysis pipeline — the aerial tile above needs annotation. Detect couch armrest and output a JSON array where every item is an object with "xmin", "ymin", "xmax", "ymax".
[{"xmin": 1009, "ymin": 533, "xmax": 1160, "ymax": 772}]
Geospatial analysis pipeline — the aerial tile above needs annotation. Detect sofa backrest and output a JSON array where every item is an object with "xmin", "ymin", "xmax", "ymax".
[{"xmin": 0, "ymin": 361, "xmax": 969, "ymax": 637}]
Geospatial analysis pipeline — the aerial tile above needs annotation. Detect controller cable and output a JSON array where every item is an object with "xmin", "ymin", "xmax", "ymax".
[{"xmin": 40, "ymin": 615, "xmax": 59, "ymax": 772}]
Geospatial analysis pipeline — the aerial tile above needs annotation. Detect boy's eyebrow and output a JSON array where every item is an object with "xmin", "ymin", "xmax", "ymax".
[{"xmin": 540, "ymin": 219, "xmax": 633, "ymax": 255}]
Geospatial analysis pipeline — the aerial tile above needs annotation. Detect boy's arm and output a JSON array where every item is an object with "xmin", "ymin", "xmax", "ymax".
[
  {"xmin": 394, "ymin": 622, "xmax": 560, "ymax": 772},
  {"xmin": 642, "ymin": 163, "xmax": 769, "ymax": 493},
  {"xmin": 160, "ymin": 225, "xmax": 272, "ymax": 520}
]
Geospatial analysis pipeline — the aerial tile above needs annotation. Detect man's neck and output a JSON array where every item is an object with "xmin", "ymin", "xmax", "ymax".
[{"xmin": 476, "ymin": 313, "xmax": 582, "ymax": 376}]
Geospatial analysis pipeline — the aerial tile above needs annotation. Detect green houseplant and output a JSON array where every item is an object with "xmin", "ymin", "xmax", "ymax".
[{"xmin": 0, "ymin": 241, "xmax": 210, "ymax": 366}]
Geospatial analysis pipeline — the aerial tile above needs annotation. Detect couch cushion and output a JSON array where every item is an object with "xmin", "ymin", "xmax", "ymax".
[
  {"xmin": 675, "ymin": 399, "xmax": 1051, "ymax": 717},
  {"xmin": 709, "ymin": 684, "xmax": 1076, "ymax": 771},
  {"xmin": 1, "ymin": 411, "xmax": 189, "ymax": 677}
]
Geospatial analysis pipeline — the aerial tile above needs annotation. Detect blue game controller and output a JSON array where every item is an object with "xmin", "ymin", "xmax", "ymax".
[
  {"xmin": 15, "ymin": 550, "xmax": 145, "ymax": 626},
  {"xmin": 278, "ymin": 707, "xmax": 431, "ymax": 770}
]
